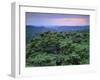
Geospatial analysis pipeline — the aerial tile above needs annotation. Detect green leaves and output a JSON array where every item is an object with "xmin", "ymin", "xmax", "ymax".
[
  {"xmin": 26, "ymin": 31, "xmax": 89, "ymax": 66},
  {"xmin": 26, "ymin": 52, "xmax": 57, "ymax": 66}
]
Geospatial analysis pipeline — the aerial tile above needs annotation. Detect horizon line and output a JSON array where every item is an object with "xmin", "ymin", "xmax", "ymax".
[{"xmin": 26, "ymin": 25, "xmax": 89, "ymax": 27}]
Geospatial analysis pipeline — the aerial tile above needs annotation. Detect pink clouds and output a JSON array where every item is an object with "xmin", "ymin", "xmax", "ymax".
[{"xmin": 48, "ymin": 18, "xmax": 89, "ymax": 26}]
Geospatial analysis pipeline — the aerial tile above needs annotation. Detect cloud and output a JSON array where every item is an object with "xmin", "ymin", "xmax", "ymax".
[{"xmin": 48, "ymin": 18, "xmax": 89, "ymax": 26}]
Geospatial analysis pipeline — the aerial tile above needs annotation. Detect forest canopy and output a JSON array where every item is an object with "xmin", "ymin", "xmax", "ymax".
[{"xmin": 26, "ymin": 30, "xmax": 89, "ymax": 66}]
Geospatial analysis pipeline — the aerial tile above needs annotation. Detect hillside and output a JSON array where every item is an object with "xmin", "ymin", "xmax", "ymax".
[
  {"xmin": 26, "ymin": 25, "xmax": 89, "ymax": 43},
  {"xmin": 26, "ymin": 31, "xmax": 89, "ymax": 66}
]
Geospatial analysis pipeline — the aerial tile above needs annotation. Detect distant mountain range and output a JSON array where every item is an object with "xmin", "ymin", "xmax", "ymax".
[
  {"xmin": 26, "ymin": 25, "xmax": 89, "ymax": 43},
  {"xmin": 27, "ymin": 25, "xmax": 89, "ymax": 31}
]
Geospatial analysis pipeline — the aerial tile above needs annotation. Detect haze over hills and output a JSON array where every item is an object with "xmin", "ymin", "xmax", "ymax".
[
  {"xmin": 26, "ymin": 25, "xmax": 89, "ymax": 31},
  {"xmin": 26, "ymin": 25, "xmax": 89, "ymax": 43}
]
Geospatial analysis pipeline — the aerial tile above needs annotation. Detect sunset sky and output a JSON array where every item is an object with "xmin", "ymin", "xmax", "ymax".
[{"xmin": 26, "ymin": 12, "xmax": 89, "ymax": 27}]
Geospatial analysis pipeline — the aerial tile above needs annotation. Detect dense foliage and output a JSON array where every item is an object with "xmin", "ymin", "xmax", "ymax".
[{"xmin": 26, "ymin": 30, "xmax": 89, "ymax": 66}]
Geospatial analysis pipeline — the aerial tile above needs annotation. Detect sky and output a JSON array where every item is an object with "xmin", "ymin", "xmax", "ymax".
[{"xmin": 26, "ymin": 12, "xmax": 89, "ymax": 27}]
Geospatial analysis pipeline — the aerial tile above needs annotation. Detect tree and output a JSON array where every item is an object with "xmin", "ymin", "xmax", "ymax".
[{"xmin": 26, "ymin": 31, "xmax": 89, "ymax": 66}]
